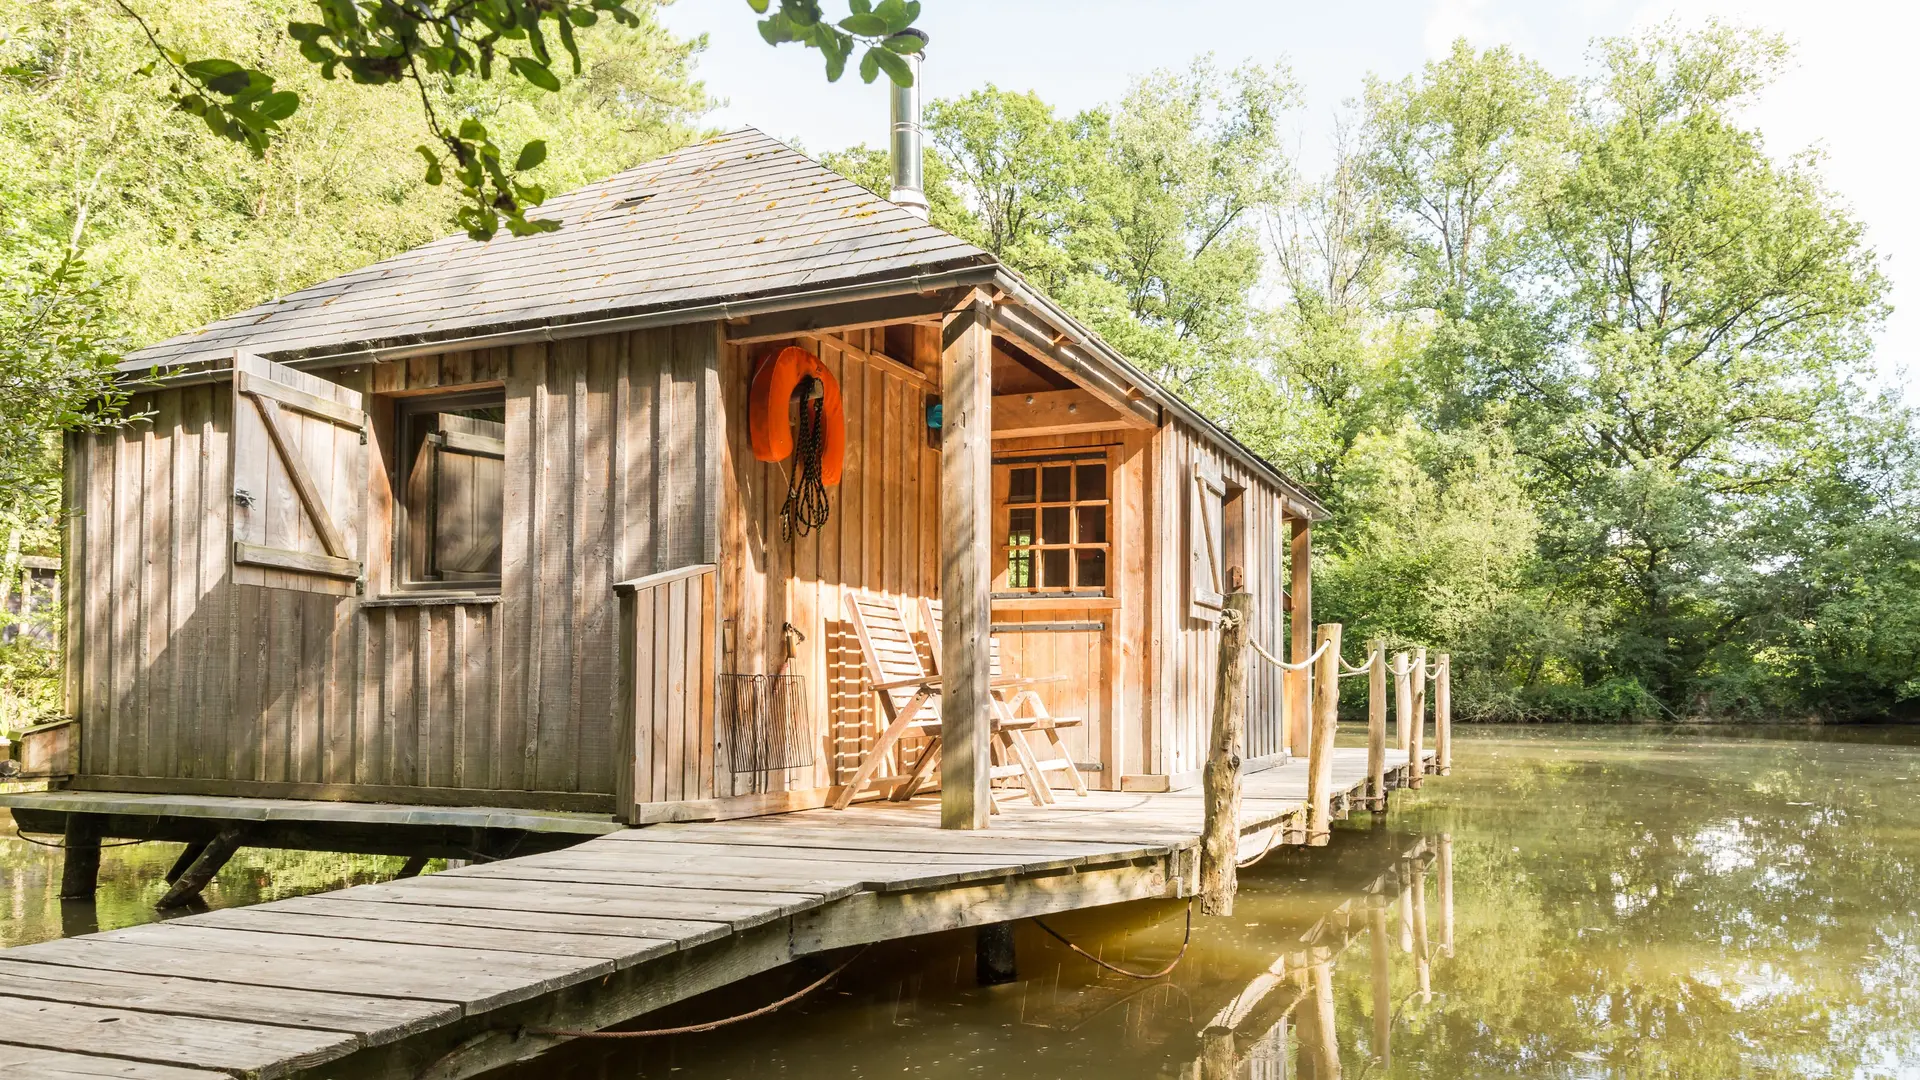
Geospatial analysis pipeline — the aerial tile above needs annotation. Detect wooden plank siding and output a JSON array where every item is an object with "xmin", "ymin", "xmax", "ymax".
[
  {"xmin": 1146, "ymin": 419, "xmax": 1292, "ymax": 779},
  {"xmin": 65, "ymin": 326, "xmax": 721, "ymax": 808},
  {"xmin": 717, "ymin": 328, "xmax": 943, "ymax": 802}
]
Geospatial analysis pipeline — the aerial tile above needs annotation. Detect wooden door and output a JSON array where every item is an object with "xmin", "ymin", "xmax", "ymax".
[{"xmin": 230, "ymin": 352, "xmax": 366, "ymax": 596}]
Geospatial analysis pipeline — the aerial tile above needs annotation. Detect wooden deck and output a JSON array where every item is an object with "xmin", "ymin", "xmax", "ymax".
[{"xmin": 0, "ymin": 747, "xmax": 1435, "ymax": 1080}]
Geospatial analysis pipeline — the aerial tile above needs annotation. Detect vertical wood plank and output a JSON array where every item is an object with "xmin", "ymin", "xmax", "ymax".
[{"xmin": 939, "ymin": 300, "xmax": 992, "ymax": 830}]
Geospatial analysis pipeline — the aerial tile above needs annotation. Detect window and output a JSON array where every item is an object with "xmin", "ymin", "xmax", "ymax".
[
  {"xmin": 995, "ymin": 453, "xmax": 1110, "ymax": 597},
  {"xmin": 394, "ymin": 392, "xmax": 505, "ymax": 591}
]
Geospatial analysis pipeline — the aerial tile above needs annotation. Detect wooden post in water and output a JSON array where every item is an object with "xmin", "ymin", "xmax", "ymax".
[
  {"xmin": 1305, "ymin": 622, "xmax": 1341, "ymax": 845},
  {"xmin": 940, "ymin": 298, "xmax": 994, "ymax": 830},
  {"xmin": 1369, "ymin": 898, "xmax": 1392, "ymax": 1070},
  {"xmin": 1439, "ymin": 833, "xmax": 1455, "ymax": 958},
  {"xmin": 1398, "ymin": 879, "xmax": 1414, "ymax": 954},
  {"xmin": 1408, "ymin": 646, "xmax": 1427, "ymax": 789},
  {"xmin": 1436, "ymin": 652, "xmax": 1452, "ymax": 775},
  {"xmin": 57, "ymin": 813, "xmax": 103, "ymax": 899},
  {"xmin": 1302, "ymin": 960, "xmax": 1341, "ymax": 1080},
  {"xmin": 1200, "ymin": 590, "xmax": 1253, "ymax": 916},
  {"xmin": 1367, "ymin": 638, "xmax": 1386, "ymax": 813}
]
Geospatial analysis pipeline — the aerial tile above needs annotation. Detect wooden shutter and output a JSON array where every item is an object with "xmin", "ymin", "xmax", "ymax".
[
  {"xmin": 1189, "ymin": 460, "xmax": 1227, "ymax": 623},
  {"xmin": 424, "ymin": 413, "xmax": 504, "ymax": 580},
  {"xmin": 230, "ymin": 352, "xmax": 366, "ymax": 596}
]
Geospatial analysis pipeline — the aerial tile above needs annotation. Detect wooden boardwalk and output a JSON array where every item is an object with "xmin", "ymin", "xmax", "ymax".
[{"xmin": 0, "ymin": 747, "xmax": 1434, "ymax": 1080}]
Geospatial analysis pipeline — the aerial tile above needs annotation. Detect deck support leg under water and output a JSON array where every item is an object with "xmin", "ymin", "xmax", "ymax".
[
  {"xmin": 57, "ymin": 814, "xmax": 103, "ymax": 899},
  {"xmin": 157, "ymin": 827, "xmax": 244, "ymax": 909},
  {"xmin": 976, "ymin": 922, "xmax": 1018, "ymax": 986}
]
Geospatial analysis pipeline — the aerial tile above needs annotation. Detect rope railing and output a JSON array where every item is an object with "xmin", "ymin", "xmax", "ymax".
[{"xmin": 1198, "ymin": 590, "xmax": 1454, "ymax": 916}]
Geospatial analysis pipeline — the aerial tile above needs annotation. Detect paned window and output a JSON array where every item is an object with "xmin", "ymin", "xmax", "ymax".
[{"xmin": 995, "ymin": 453, "xmax": 1110, "ymax": 597}]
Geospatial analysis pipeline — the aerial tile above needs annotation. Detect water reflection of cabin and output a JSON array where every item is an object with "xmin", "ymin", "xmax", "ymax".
[{"xmin": 55, "ymin": 129, "xmax": 1326, "ymax": 829}]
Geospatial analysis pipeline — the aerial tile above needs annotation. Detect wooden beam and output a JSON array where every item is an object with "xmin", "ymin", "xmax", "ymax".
[
  {"xmin": 940, "ymin": 299, "xmax": 994, "ymax": 830},
  {"xmin": 988, "ymin": 303, "xmax": 1159, "ymax": 428},
  {"xmin": 1287, "ymin": 519, "xmax": 1311, "ymax": 758},
  {"xmin": 723, "ymin": 289, "xmax": 965, "ymax": 345},
  {"xmin": 990, "ymin": 389, "xmax": 1144, "ymax": 439},
  {"xmin": 797, "ymin": 333, "xmax": 935, "ymax": 391}
]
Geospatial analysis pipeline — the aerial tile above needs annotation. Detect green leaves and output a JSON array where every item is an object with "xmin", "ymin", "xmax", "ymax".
[
  {"xmin": 750, "ymin": 1, "xmax": 923, "ymax": 86},
  {"xmin": 508, "ymin": 56, "xmax": 560, "ymax": 92},
  {"xmin": 514, "ymin": 139, "xmax": 547, "ymax": 171}
]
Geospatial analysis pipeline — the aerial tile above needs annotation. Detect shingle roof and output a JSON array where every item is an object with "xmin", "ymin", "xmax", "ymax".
[{"xmin": 124, "ymin": 128, "xmax": 992, "ymax": 370}]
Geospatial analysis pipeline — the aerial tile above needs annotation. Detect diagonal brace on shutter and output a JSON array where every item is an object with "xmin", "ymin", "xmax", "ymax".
[{"xmin": 246, "ymin": 391, "xmax": 350, "ymax": 559}]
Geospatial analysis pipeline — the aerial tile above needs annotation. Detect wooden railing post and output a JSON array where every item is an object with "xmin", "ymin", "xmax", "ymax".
[
  {"xmin": 1436, "ymin": 652, "xmax": 1452, "ymax": 775},
  {"xmin": 1200, "ymin": 590, "xmax": 1254, "ymax": 916},
  {"xmin": 1439, "ymin": 832, "xmax": 1455, "ymax": 958},
  {"xmin": 1409, "ymin": 645, "xmax": 1427, "ymax": 788},
  {"xmin": 1367, "ymin": 637, "xmax": 1386, "ymax": 813},
  {"xmin": 1413, "ymin": 856, "xmax": 1432, "ymax": 1003},
  {"xmin": 1394, "ymin": 651, "xmax": 1412, "ymax": 755},
  {"xmin": 1305, "ymin": 621, "xmax": 1341, "ymax": 846}
]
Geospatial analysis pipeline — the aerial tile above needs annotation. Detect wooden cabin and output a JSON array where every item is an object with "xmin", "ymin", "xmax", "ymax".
[{"xmin": 49, "ymin": 127, "xmax": 1326, "ymax": 829}]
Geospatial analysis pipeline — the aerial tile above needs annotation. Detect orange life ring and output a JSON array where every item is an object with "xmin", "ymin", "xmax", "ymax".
[{"xmin": 749, "ymin": 345, "xmax": 845, "ymax": 486}]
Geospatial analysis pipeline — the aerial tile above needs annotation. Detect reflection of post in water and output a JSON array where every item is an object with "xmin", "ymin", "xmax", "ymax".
[
  {"xmin": 1398, "ymin": 874, "xmax": 1414, "ymax": 954},
  {"xmin": 1413, "ymin": 865, "xmax": 1432, "ymax": 1003},
  {"xmin": 1295, "ymin": 960, "xmax": 1340, "ymax": 1080},
  {"xmin": 1369, "ymin": 898, "xmax": 1391, "ymax": 1071},
  {"xmin": 1439, "ymin": 832, "xmax": 1455, "ymax": 958}
]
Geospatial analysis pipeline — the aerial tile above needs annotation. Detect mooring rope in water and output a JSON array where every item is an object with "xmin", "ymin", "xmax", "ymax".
[
  {"xmin": 1236, "ymin": 825, "xmax": 1285, "ymax": 869},
  {"xmin": 13, "ymin": 827, "xmax": 148, "ymax": 850},
  {"xmin": 1032, "ymin": 901, "xmax": 1193, "ymax": 980},
  {"xmin": 518, "ymin": 944, "xmax": 870, "ymax": 1040}
]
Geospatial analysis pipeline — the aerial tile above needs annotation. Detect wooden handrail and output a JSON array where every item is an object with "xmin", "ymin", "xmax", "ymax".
[{"xmin": 614, "ymin": 562, "xmax": 717, "ymax": 595}]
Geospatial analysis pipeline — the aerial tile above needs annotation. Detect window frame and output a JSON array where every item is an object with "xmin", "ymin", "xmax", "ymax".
[
  {"xmin": 388, "ymin": 389, "xmax": 507, "ymax": 596},
  {"xmin": 990, "ymin": 448, "xmax": 1115, "ymax": 601}
]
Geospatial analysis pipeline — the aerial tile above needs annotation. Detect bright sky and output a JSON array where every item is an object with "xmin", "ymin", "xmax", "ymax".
[{"xmin": 660, "ymin": 0, "xmax": 1918, "ymax": 388}]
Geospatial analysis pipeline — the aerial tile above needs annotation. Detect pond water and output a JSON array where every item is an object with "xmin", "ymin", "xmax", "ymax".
[
  {"xmin": 484, "ymin": 726, "xmax": 1920, "ymax": 1080},
  {"xmin": 2, "ymin": 727, "xmax": 1917, "ymax": 1078}
]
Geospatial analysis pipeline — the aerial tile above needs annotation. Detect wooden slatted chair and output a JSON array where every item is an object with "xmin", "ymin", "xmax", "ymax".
[
  {"xmin": 920, "ymin": 598, "xmax": 1090, "ymax": 802},
  {"xmin": 835, "ymin": 591, "xmax": 1050, "ymax": 811}
]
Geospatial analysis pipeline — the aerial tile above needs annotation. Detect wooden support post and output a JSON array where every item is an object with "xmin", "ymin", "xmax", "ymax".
[
  {"xmin": 57, "ymin": 814, "xmax": 103, "ymax": 900},
  {"xmin": 975, "ymin": 922, "xmax": 1018, "ymax": 986},
  {"xmin": 1200, "ymin": 590, "xmax": 1253, "ymax": 916},
  {"xmin": 1409, "ymin": 646, "xmax": 1427, "ymax": 789},
  {"xmin": 1394, "ymin": 652, "xmax": 1413, "ymax": 756},
  {"xmin": 1304, "ymin": 622, "xmax": 1341, "ymax": 846},
  {"xmin": 1369, "ymin": 899, "xmax": 1392, "ymax": 1070},
  {"xmin": 1439, "ymin": 833, "xmax": 1455, "ymax": 958},
  {"xmin": 1436, "ymin": 652, "xmax": 1452, "ymax": 775},
  {"xmin": 1286, "ymin": 519, "xmax": 1311, "ymax": 758},
  {"xmin": 1367, "ymin": 638, "xmax": 1386, "ymax": 813},
  {"xmin": 940, "ymin": 298, "xmax": 994, "ymax": 830},
  {"xmin": 396, "ymin": 854, "xmax": 431, "ymax": 879},
  {"xmin": 164, "ymin": 841, "xmax": 209, "ymax": 885},
  {"xmin": 1413, "ymin": 864, "xmax": 1432, "ymax": 1004},
  {"xmin": 156, "ymin": 827, "xmax": 244, "ymax": 909},
  {"xmin": 1197, "ymin": 1030, "xmax": 1236, "ymax": 1080}
]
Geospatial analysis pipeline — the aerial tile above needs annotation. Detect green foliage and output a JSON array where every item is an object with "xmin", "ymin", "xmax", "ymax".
[
  {"xmin": 2, "ymin": 0, "xmax": 708, "ymax": 346},
  {"xmin": 853, "ymin": 25, "xmax": 1910, "ymax": 722},
  {"xmin": 748, "ymin": 0, "xmax": 924, "ymax": 86}
]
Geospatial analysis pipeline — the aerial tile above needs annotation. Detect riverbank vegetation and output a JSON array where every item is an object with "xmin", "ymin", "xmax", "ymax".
[{"xmin": 0, "ymin": 3, "xmax": 1910, "ymax": 724}]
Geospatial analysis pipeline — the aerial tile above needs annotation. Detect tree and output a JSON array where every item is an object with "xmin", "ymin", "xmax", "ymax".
[{"xmin": 111, "ymin": 0, "xmax": 926, "ymax": 240}]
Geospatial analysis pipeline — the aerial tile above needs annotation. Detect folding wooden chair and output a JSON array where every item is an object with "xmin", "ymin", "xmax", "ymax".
[
  {"xmin": 834, "ymin": 591, "xmax": 1050, "ymax": 810},
  {"xmin": 920, "ymin": 598, "xmax": 1090, "ymax": 802}
]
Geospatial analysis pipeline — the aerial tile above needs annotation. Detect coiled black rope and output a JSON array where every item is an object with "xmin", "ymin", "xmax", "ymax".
[{"xmin": 780, "ymin": 376, "xmax": 832, "ymax": 542}]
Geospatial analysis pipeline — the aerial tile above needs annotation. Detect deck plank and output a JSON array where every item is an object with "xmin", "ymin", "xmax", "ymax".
[
  {"xmin": 178, "ymin": 909, "xmax": 671, "ymax": 967},
  {"xmin": 0, "ymin": 958, "xmax": 454, "ymax": 1044},
  {"xmin": 0, "ymin": 994, "xmax": 356, "ymax": 1079},
  {"xmin": 0, "ymin": 1045, "xmax": 229, "ymax": 1079}
]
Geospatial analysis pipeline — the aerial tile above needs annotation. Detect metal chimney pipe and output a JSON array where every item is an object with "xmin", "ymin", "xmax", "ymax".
[{"xmin": 887, "ymin": 29, "xmax": 930, "ymax": 220}]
